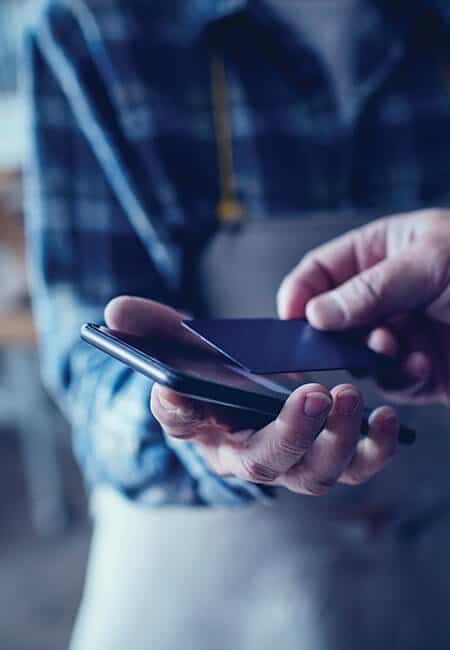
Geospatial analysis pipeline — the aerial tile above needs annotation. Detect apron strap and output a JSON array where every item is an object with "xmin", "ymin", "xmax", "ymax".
[{"xmin": 209, "ymin": 49, "xmax": 245, "ymax": 227}]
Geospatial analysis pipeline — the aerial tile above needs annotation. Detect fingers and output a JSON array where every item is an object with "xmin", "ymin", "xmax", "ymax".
[
  {"xmin": 153, "ymin": 383, "xmax": 398, "ymax": 496},
  {"xmin": 364, "ymin": 324, "xmax": 434, "ymax": 403},
  {"xmin": 105, "ymin": 295, "xmax": 196, "ymax": 344},
  {"xmin": 218, "ymin": 384, "xmax": 333, "ymax": 483},
  {"xmin": 373, "ymin": 318, "xmax": 435, "ymax": 403},
  {"xmin": 305, "ymin": 243, "xmax": 443, "ymax": 330},
  {"xmin": 367, "ymin": 327, "xmax": 400, "ymax": 358},
  {"xmin": 277, "ymin": 219, "xmax": 389, "ymax": 319},
  {"xmin": 280, "ymin": 385, "xmax": 363, "ymax": 495},
  {"xmin": 340, "ymin": 407, "xmax": 399, "ymax": 485},
  {"xmin": 376, "ymin": 351, "xmax": 433, "ymax": 404},
  {"xmin": 278, "ymin": 213, "xmax": 450, "ymax": 330},
  {"xmin": 277, "ymin": 253, "xmax": 335, "ymax": 320}
]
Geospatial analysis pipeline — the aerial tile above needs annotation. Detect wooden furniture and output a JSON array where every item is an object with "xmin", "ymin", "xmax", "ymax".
[
  {"xmin": 0, "ymin": 169, "xmax": 68, "ymax": 535},
  {"xmin": 0, "ymin": 310, "xmax": 36, "ymax": 346}
]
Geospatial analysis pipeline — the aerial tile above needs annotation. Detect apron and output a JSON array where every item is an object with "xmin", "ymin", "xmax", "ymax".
[{"xmin": 71, "ymin": 216, "xmax": 450, "ymax": 650}]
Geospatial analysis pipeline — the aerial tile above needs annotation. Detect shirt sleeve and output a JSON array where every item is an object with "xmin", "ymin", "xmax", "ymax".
[{"xmin": 23, "ymin": 2, "xmax": 271, "ymax": 508}]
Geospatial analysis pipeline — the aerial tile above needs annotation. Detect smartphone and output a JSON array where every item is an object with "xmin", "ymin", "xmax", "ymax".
[{"xmin": 80, "ymin": 323, "xmax": 416, "ymax": 445}]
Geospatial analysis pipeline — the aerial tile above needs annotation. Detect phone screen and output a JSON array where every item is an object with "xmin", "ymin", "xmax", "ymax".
[{"xmin": 98, "ymin": 326, "xmax": 303, "ymax": 400}]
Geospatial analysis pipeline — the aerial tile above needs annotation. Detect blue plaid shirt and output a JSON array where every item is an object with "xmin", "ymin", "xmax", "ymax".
[{"xmin": 24, "ymin": 0, "xmax": 450, "ymax": 506}]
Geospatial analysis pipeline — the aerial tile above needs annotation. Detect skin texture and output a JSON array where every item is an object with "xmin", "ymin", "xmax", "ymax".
[
  {"xmin": 108, "ymin": 209, "xmax": 450, "ymax": 493},
  {"xmin": 277, "ymin": 208, "xmax": 450, "ymax": 406},
  {"xmin": 105, "ymin": 297, "xmax": 399, "ymax": 497}
]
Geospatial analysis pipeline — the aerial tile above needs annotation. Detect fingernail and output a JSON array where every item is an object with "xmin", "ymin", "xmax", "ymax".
[
  {"xmin": 158, "ymin": 393, "xmax": 193, "ymax": 420},
  {"xmin": 336, "ymin": 389, "xmax": 361, "ymax": 416},
  {"xmin": 381, "ymin": 412, "xmax": 399, "ymax": 431},
  {"xmin": 303, "ymin": 392, "xmax": 332, "ymax": 417},
  {"xmin": 307, "ymin": 295, "xmax": 345, "ymax": 329}
]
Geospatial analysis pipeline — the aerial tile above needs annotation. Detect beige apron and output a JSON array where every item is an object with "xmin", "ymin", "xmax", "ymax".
[{"xmin": 71, "ymin": 215, "xmax": 450, "ymax": 650}]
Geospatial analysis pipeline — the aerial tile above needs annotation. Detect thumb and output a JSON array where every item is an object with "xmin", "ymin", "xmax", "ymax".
[
  {"xmin": 104, "ymin": 295, "xmax": 194, "ymax": 343},
  {"xmin": 306, "ymin": 244, "xmax": 442, "ymax": 330}
]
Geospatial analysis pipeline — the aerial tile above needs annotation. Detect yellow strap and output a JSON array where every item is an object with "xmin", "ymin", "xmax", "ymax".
[{"xmin": 210, "ymin": 51, "xmax": 244, "ymax": 225}]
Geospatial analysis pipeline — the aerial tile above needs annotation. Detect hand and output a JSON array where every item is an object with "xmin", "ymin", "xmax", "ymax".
[
  {"xmin": 278, "ymin": 208, "xmax": 450, "ymax": 405},
  {"xmin": 105, "ymin": 296, "xmax": 399, "ymax": 494}
]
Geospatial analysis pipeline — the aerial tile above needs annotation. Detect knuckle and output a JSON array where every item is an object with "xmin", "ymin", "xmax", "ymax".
[
  {"xmin": 428, "ymin": 245, "xmax": 450, "ymax": 291},
  {"xmin": 299, "ymin": 475, "xmax": 335, "ymax": 496},
  {"xmin": 156, "ymin": 409, "xmax": 193, "ymax": 430},
  {"xmin": 299, "ymin": 255, "xmax": 318, "ymax": 279},
  {"xmin": 330, "ymin": 438, "xmax": 358, "ymax": 462},
  {"xmin": 275, "ymin": 436, "xmax": 311, "ymax": 458},
  {"xmin": 162, "ymin": 421, "xmax": 197, "ymax": 439},
  {"xmin": 343, "ymin": 468, "xmax": 369, "ymax": 485},
  {"xmin": 374, "ymin": 441, "xmax": 396, "ymax": 465},
  {"xmin": 240, "ymin": 456, "xmax": 279, "ymax": 484},
  {"xmin": 352, "ymin": 271, "xmax": 383, "ymax": 306},
  {"xmin": 151, "ymin": 405, "xmax": 199, "ymax": 440}
]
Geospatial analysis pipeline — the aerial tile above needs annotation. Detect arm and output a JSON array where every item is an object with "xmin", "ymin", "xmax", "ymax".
[{"xmin": 23, "ymin": 5, "xmax": 263, "ymax": 506}]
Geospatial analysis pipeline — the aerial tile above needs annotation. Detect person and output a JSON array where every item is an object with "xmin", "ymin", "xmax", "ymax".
[{"xmin": 24, "ymin": 1, "xmax": 450, "ymax": 649}]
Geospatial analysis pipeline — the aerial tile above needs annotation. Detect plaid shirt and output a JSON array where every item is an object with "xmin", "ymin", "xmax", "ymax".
[{"xmin": 24, "ymin": 0, "xmax": 450, "ymax": 506}]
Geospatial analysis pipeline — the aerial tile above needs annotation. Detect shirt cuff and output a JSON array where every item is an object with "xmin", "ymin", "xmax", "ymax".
[{"xmin": 73, "ymin": 357, "xmax": 273, "ymax": 507}]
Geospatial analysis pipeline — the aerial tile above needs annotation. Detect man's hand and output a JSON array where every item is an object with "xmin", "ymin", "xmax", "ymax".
[
  {"xmin": 105, "ymin": 296, "xmax": 399, "ymax": 495},
  {"xmin": 278, "ymin": 208, "xmax": 450, "ymax": 405}
]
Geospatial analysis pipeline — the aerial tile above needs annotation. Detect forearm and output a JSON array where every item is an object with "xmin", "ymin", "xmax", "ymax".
[
  {"xmin": 30, "ymin": 281, "xmax": 269, "ymax": 506},
  {"xmin": 25, "ymin": 5, "xmax": 269, "ymax": 507}
]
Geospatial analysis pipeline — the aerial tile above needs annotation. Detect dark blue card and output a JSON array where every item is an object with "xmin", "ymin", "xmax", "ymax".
[{"xmin": 182, "ymin": 318, "xmax": 393, "ymax": 375}]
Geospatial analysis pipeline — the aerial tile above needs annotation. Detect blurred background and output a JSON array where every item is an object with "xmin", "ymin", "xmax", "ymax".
[{"xmin": 0, "ymin": 3, "xmax": 90, "ymax": 648}]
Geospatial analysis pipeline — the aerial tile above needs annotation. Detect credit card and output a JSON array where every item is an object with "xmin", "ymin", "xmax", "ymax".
[{"xmin": 182, "ymin": 318, "xmax": 394, "ymax": 375}]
